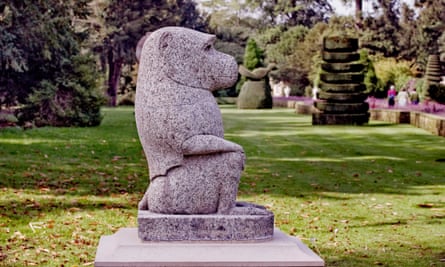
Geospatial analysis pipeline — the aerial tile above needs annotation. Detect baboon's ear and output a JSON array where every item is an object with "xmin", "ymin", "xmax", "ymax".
[
  {"xmin": 136, "ymin": 32, "xmax": 152, "ymax": 63},
  {"xmin": 158, "ymin": 31, "xmax": 173, "ymax": 55}
]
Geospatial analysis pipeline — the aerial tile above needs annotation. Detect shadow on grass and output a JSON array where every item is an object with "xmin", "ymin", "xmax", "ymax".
[
  {"xmin": 1, "ymin": 106, "xmax": 444, "ymax": 199},
  {"xmin": 0, "ymin": 196, "xmax": 134, "ymax": 225},
  {"xmin": 0, "ymin": 108, "xmax": 145, "ymax": 235},
  {"xmin": 362, "ymin": 123, "xmax": 396, "ymax": 127},
  {"xmin": 223, "ymin": 107, "xmax": 445, "ymax": 197},
  {"xmin": 0, "ymin": 140, "xmax": 148, "ymax": 194},
  {"xmin": 318, "ymin": 248, "xmax": 445, "ymax": 267},
  {"xmin": 0, "ymin": 108, "xmax": 148, "ymax": 208}
]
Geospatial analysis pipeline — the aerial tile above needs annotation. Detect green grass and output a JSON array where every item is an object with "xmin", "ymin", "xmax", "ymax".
[{"xmin": 1, "ymin": 106, "xmax": 444, "ymax": 266}]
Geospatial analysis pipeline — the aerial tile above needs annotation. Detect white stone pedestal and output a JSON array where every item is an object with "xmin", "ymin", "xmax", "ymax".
[{"xmin": 95, "ymin": 228, "xmax": 324, "ymax": 267}]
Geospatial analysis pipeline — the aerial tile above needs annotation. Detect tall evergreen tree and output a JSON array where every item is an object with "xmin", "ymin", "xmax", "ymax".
[
  {"xmin": 243, "ymin": 38, "xmax": 264, "ymax": 70},
  {"xmin": 0, "ymin": 0, "xmax": 104, "ymax": 126}
]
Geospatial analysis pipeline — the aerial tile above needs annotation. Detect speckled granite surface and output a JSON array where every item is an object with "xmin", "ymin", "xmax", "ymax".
[{"xmin": 134, "ymin": 27, "xmax": 274, "ymax": 241}]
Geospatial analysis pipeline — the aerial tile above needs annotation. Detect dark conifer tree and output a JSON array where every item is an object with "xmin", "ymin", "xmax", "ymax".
[{"xmin": 0, "ymin": 0, "xmax": 105, "ymax": 126}]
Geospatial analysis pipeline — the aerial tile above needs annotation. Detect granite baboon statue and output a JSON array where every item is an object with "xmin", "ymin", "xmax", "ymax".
[{"xmin": 135, "ymin": 27, "xmax": 245, "ymax": 215}]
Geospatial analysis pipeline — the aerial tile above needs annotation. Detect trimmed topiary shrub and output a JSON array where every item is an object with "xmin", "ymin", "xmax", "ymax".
[
  {"xmin": 313, "ymin": 36, "xmax": 369, "ymax": 125},
  {"xmin": 235, "ymin": 38, "xmax": 265, "ymax": 96},
  {"xmin": 423, "ymin": 54, "xmax": 445, "ymax": 103},
  {"xmin": 237, "ymin": 80, "xmax": 273, "ymax": 109},
  {"xmin": 237, "ymin": 64, "xmax": 276, "ymax": 109},
  {"xmin": 243, "ymin": 38, "xmax": 264, "ymax": 70}
]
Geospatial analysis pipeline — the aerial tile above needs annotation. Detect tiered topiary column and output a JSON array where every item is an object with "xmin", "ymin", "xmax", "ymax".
[
  {"xmin": 423, "ymin": 54, "xmax": 444, "ymax": 103},
  {"xmin": 312, "ymin": 36, "xmax": 369, "ymax": 125}
]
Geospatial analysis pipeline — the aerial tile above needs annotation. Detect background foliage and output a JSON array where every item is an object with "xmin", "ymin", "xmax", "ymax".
[
  {"xmin": 1, "ymin": 0, "xmax": 445, "ymax": 124},
  {"xmin": 0, "ymin": 0, "xmax": 105, "ymax": 126}
]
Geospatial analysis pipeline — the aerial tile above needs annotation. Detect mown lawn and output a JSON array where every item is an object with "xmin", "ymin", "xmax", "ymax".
[{"xmin": 0, "ymin": 106, "xmax": 444, "ymax": 266}]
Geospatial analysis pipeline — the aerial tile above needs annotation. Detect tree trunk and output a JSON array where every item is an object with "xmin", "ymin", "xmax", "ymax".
[
  {"xmin": 355, "ymin": 0, "xmax": 363, "ymax": 27},
  {"xmin": 107, "ymin": 54, "xmax": 123, "ymax": 107}
]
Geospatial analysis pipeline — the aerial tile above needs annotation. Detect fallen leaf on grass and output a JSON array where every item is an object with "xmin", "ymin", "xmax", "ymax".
[
  {"xmin": 279, "ymin": 219, "xmax": 290, "ymax": 225},
  {"xmin": 35, "ymin": 247, "xmax": 50, "ymax": 254},
  {"xmin": 26, "ymin": 200, "xmax": 41, "ymax": 209},
  {"xmin": 49, "ymin": 233, "xmax": 61, "ymax": 239},
  {"xmin": 46, "ymin": 220, "xmax": 55, "ymax": 229},
  {"xmin": 264, "ymin": 203, "xmax": 273, "ymax": 209},
  {"xmin": 39, "ymin": 187, "xmax": 50, "ymax": 192},
  {"xmin": 69, "ymin": 207, "xmax": 81, "ymax": 212},
  {"xmin": 23, "ymin": 172, "xmax": 34, "ymax": 178},
  {"xmin": 11, "ymin": 231, "xmax": 26, "ymax": 240}
]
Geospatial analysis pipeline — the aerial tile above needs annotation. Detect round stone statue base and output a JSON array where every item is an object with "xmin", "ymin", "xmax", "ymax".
[{"xmin": 138, "ymin": 202, "xmax": 274, "ymax": 241}]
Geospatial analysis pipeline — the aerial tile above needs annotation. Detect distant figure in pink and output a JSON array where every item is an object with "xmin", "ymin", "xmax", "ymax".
[{"xmin": 387, "ymin": 85, "xmax": 396, "ymax": 108}]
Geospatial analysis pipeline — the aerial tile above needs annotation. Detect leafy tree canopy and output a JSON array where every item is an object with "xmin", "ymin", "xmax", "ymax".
[
  {"xmin": 244, "ymin": 0, "xmax": 334, "ymax": 27},
  {"xmin": 99, "ymin": 0, "xmax": 206, "ymax": 106}
]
